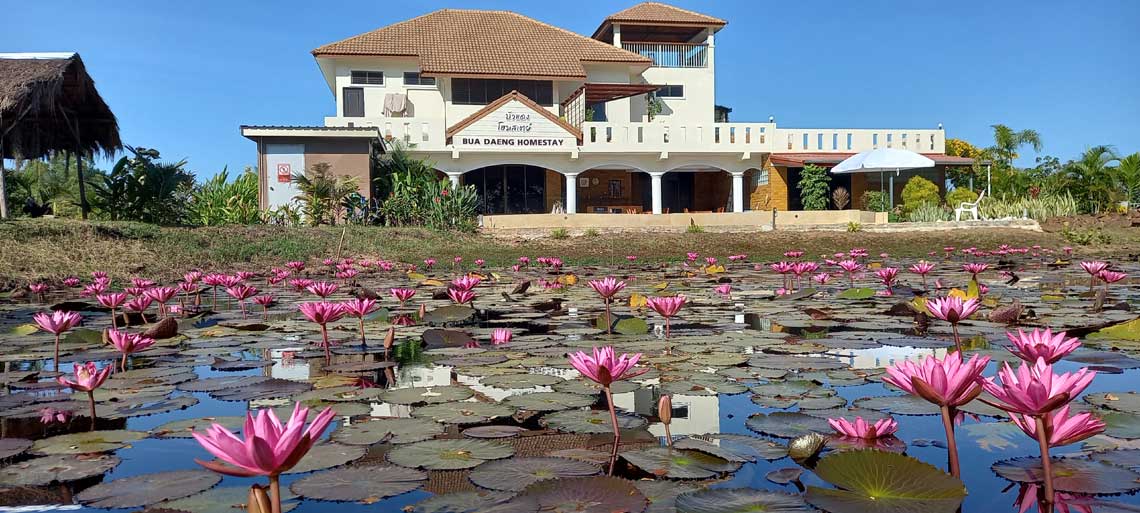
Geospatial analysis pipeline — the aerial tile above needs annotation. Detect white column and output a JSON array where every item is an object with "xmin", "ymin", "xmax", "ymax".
[
  {"xmin": 731, "ymin": 171, "xmax": 745, "ymax": 212},
  {"xmin": 447, "ymin": 172, "xmax": 462, "ymax": 189},
  {"xmin": 564, "ymin": 173, "xmax": 578, "ymax": 214},
  {"xmin": 613, "ymin": 24, "xmax": 622, "ymax": 47},
  {"xmin": 650, "ymin": 172, "xmax": 664, "ymax": 214}
]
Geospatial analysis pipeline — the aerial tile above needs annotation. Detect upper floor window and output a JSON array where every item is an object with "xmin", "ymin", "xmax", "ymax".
[
  {"xmin": 657, "ymin": 85, "xmax": 684, "ymax": 98},
  {"xmin": 342, "ymin": 87, "xmax": 365, "ymax": 117},
  {"xmin": 451, "ymin": 78, "xmax": 553, "ymax": 106},
  {"xmin": 403, "ymin": 72, "xmax": 435, "ymax": 86},
  {"xmin": 350, "ymin": 71, "xmax": 384, "ymax": 85}
]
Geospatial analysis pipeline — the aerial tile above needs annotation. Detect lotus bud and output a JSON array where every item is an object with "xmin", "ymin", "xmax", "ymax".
[
  {"xmin": 383, "ymin": 326, "xmax": 395, "ymax": 351},
  {"xmin": 659, "ymin": 394, "xmax": 673, "ymax": 447},
  {"xmin": 247, "ymin": 484, "xmax": 272, "ymax": 513}
]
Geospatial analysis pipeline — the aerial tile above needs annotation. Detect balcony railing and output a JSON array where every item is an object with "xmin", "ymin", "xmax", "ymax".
[
  {"xmin": 773, "ymin": 128, "xmax": 946, "ymax": 154},
  {"xmin": 324, "ymin": 116, "xmax": 442, "ymax": 147},
  {"xmin": 581, "ymin": 122, "xmax": 774, "ymax": 152},
  {"xmin": 621, "ymin": 42, "xmax": 708, "ymax": 68}
]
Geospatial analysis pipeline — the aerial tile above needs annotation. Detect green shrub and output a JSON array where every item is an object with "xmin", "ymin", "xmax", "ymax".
[
  {"xmin": 907, "ymin": 203, "xmax": 952, "ymax": 223},
  {"xmin": 1062, "ymin": 227, "xmax": 1112, "ymax": 246},
  {"xmin": 945, "ymin": 187, "xmax": 979, "ymax": 208},
  {"xmin": 549, "ymin": 228, "xmax": 569, "ymax": 239},
  {"xmin": 584, "ymin": 228, "xmax": 600, "ymax": 237},
  {"xmin": 188, "ymin": 167, "xmax": 261, "ymax": 226},
  {"xmin": 846, "ymin": 221, "xmax": 862, "ymax": 232},
  {"xmin": 979, "ymin": 193, "xmax": 1078, "ymax": 222},
  {"xmin": 901, "ymin": 176, "xmax": 941, "ymax": 212},
  {"xmin": 686, "ymin": 223, "xmax": 705, "ymax": 234},
  {"xmin": 797, "ymin": 164, "xmax": 831, "ymax": 210},
  {"xmin": 861, "ymin": 191, "xmax": 888, "ymax": 212}
]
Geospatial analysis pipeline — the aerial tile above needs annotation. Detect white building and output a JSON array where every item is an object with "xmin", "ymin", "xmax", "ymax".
[{"xmin": 242, "ymin": 3, "xmax": 972, "ymax": 224}]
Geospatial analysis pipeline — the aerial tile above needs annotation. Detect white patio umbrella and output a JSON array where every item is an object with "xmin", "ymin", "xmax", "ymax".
[{"xmin": 831, "ymin": 148, "xmax": 935, "ymax": 209}]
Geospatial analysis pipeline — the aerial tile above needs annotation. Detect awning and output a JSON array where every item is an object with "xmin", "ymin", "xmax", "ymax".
[
  {"xmin": 582, "ymin": 82, "xmax": 663, "ymax": 103},
  {"xmin": 769, "ymin": 152, "xmax": 976, "ymax": 168}
]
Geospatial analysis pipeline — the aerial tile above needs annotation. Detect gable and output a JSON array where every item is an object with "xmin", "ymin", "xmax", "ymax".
[{"xmin": 447, "ymin": 92, "xmax": 581, "ymax": 151}]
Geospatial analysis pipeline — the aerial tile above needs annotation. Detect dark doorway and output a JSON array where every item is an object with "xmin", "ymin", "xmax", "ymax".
[
  {"xmin": 662, "ymin": 172, "xmax": 694, "ymax": 213},
  {"xmin": 464, "ymin": 165, "xmax": 547, "ymax": 214}
]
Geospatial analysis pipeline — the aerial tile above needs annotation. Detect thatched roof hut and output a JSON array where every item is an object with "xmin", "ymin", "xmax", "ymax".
[
  {"xmin": 0, "ymin": 52, "xmax": 122, "ymax": 218},
  {"xmin": 0, "ymin": 52, "xmax": 121, "ymax": 159}
]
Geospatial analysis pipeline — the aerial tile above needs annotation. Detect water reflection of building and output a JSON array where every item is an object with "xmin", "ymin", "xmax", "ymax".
[
  {"xmin": 393, "ymin": 364, "xmax": 453, "ymax": 388},
  {"xmin": 617, "ymin": 389, "xmax": 720, "ymax": 437},
  {"xmin": 829, "ymin": 346, "xmax": 948, "ymax": 369},
  {"xmin": 265, "ymin": 347, "xmax": 309, "ymax": 381}
]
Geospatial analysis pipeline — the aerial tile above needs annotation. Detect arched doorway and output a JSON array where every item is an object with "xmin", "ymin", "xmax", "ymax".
[
  {"xmin": 661, "ymin": 166, "xmax": 732, "ymax": 213},
  {"xmin": 462, "ymin": 164, "xmax": 561, "ymax": 215}
]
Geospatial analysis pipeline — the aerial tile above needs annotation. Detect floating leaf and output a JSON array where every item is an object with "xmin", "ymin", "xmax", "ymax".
[
  {"xmin": 469, "ymin": 457, "xmax": 601, "ymax": 491},
  {"xmin": 164, "ymin": 486, "xmax": 300, "ymax": 513},
  {"xmin": 838, "ymin": 288, "xmax": 877, "ymax": 300},
  {"xmin": 991, "ymin": 457, "xmax": 1140, "ymax": 495},
  {"xmin": 410, "ymin": 401, "xmax": 515, "ymax": 424},
  {"xmin": 76, "ymin": 469, "xmax": 221, "ymax": 508},
  {"xmin": 1089, "ymin": 318, "xmax": 1140, "ymax": 342},
  {"xmin": 620, "ymin": 447, "xmax": 740, "ymax": 479},
  {"xmin": 290, "ymin": 465, "xmax": 426, "ymax": 501},
  {"xmin": 493, "ymin": 476, "xmax": 647, "ymax": 513},
  {"xmin": 31, "ymin": 430, "xmax": 146, "ymax": 455},
  {"xmin": 381, "ymin": 386, "xmax": 474, "ymax": 405},
  {"xmin": 542, "ymin": 409, "xmax": 647, "ymax": 434},
  {"xmin": 806, "ymin": 450, "xmax": 967, "ymax": 513},
  {"xmin": 0, "ymin": 454, "xmax": 120, "ymax": 486},
  {"xmin": 387, "ymin": 439, "xmax": 514, "ymax": 470},
  {"xmin": 746, "ymin": 412, "xmax": 832, "ymax": 438},
  {"xmin": 408, "ymin": 490, "xmax": 514, "ymax": 513},
  {"xmin": 332, "ymin": 418, "xmax": 444, "ymax": 445},
  {"xmin": 505, "ymin": 392, "xmax": 595, "ymax": 411},
  {"xmin": 675, "ymin": 488, "xmax": 809, "ymax": 513}
]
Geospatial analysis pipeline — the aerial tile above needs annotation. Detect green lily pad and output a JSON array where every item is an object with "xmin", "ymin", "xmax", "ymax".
[
  {"xmin": 991, "ymin": 457, "xmax": 1140, "ymax": 495},
  {"xmin": 1086, "ymin": 392, "xmax": 1140, "ymax": 414},
  {"xmin": 806, "ymin": 450, "xmax": 967, "ymax": 513},
  {"xmin": 1088, "ymin": 318, "xmax": 1140, "ymax": 342},
  {"xmin": 1091, "ymin": 449, "xmax": 1140, "ymax": 470},
  {"xmin": 290, "ymin": 465, "xmax": 427, "ymax": 501},
  {"xmin": 492, "ymin": 476, "xmax": 648, "ymax": 513},
  {"xmin": 284, "ymin": 442, "xmax": 367, "ymax": 474},
  {"xmin": 410, "ymin": 401, "xmax": 515, "ymax": 424},
  {"xmin": 387, "ymin": 439, "xmax": 515, "ymax": 470},
  {"xmin": 481, "ymin": 373, "xmax": 563, "ymax": 389},
  {"xmin": 76, "ymin": 469, "xmax": 221, "ymax": 508},
  {"xmin": 746, "ymin": 412, "xmax": 832, "ymax": 438},
  {"xmin": 505, "ymin": 392, "xmax": 596, "ymax": 412},
  {"xmin": 331, "ymin": 417, "xmax": 444, "ymax": 445},
  {"xmin": 463, "ymin": 425, "xmax": 529, "ymax": 439},
  {"xmin": 542, "ymin": 409, "xmax": 647, "ymax": 434},
  {"xmin": 469, "ymin": 457, "xmax": 601, "ymax": 491},
  {"xmin": 1100, "ymin": 410, "xmax": 1140, "ymax": 439},
  {"xmin": 0, "ymin": 438, "xmax": 33, "ymax": 459},
  {"xmin": 853, "ymin": 395, "xmax": 941, "ymax": 416},
  {"xmin": 684, "ymin": 434, "xmax": 788, "ymax": 461},
  {"xmin": 163, "ymin": 486, "xmax": 300, "ymax": 513},
  {"xmin": 408, "ymin": 490, "xmax": 514, "ymax": 513},
  {"xmin": 620, "ymin": 447, "xmax": 740, "ymax": 479},
  {"xmin": 838, "ymin": 288, "xmax": 877, "ymax": 299},
  {"xmin": 675, "ymin": 488, "xmax": 810, "ymax": 513},
  {"xmin": 634, "ymin": 480, "xmax": 701, "ymax": 513},
  {"xmin": 31, "ymin": 430, "xmax": 147, "ymax": 455},
  {"xmin": 596, "ymin": 314, "xmax": 650, "ymax": 335},
  {"xmin": 381, "ymin": 386, "xmax": 474, "ymax": 405},
  {"xmin": 150, "ymin": 416, "xmax": 247, "ymax": 438},
  {"xmin": 0, "ymin": 453, "xmax": 121, "ymax": 486}
]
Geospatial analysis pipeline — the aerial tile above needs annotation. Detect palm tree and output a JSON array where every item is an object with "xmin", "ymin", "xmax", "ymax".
[
  {"xmin": 1116, "ymin": 153, "xmax": 1140, "ymax": 208},
  {"xmin": 1065, "ymin": 146, "xmax": 1120, "ymax": 213},
  {"xmin": 989, "ymin": 124, "xmax": 1043, "ymax": 168},
  {"xmin": 292, "ymin": 162, "xmax": 359, "ymax": 226}
]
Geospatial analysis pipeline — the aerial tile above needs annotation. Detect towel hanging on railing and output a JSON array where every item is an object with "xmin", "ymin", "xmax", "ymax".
[{"xmin": 383, "ymin": 93, "xmax": 407, "ymax": 117}]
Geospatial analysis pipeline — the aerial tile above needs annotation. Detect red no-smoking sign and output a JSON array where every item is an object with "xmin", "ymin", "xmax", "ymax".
[{"xmin": 276, "ymin": 163, "xmax": 292, "ymax": 183}]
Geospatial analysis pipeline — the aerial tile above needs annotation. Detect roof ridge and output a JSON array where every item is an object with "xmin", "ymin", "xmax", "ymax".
[
  {"xmin": 606, "ymin": 1, "xmax": 726, "ymax": 25},
  {"xmin": 312, "ymin": 8, "xmax": 445, "ymax": 55}
]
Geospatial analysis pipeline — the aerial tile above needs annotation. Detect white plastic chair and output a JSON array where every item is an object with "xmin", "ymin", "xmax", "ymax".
[{"xmin": 954, "ymin": 190, "xmax": 985, "ymax": 221}]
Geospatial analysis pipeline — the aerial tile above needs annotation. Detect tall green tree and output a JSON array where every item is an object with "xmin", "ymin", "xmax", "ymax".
[
  {"xmin": 1063, "ymin": 145, "xmax": 1120, "ymax": 213},
  {"xmin": 1117, "ymin": 153, "xmax": 1140, "ymax": 206},
  {"xmin": 988, "ymin": 124, "xmax": 1043, "ymax": 168},
  {"xmin": 87, "ymin": 146, "xmax": 195, "ymax": 224}
]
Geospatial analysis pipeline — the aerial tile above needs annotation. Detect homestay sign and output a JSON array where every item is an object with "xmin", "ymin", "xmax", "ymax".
[{"xmin": 452, "ymin": 100, "xmax": 577, "ymax": 151}]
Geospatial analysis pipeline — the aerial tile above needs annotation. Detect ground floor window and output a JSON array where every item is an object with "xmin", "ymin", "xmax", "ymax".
[{"xmin": 464, "ymin": 165, "xmax": 548, "ymax": 214}]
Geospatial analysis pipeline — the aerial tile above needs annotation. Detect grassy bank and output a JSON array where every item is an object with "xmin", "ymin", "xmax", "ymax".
[{"xmin": 0, "ymin": 218, "xmax": 1109, "ymax": 282}]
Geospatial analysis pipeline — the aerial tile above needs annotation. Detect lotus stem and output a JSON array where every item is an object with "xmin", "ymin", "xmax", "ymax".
[
  {"xmin": 320, "ymin": 324, "xmax": 331, "ymax": 365},
  {"xmin": 604, "ymin": 385, "xmax": 620, "ymax": 476},
  {"xmin": 922, "ymin": 276, "xmax": 928, "ymax": 290},
  {"xmin": 110, "ymin": 307, "xmax": 118, "ymax": 330},
  {"xmin": 121, "ymin": 353, "xmax": 128, "ymax": 374},
  {"xmin": 262, "ymin": 305, "xmax": 269, "ymax": 322},
  {"xmin": 664, "ymin": 422, "xmax": 673, "ymax": 448},
  {"xmin": 211, "ymin": 287, "xmax": 218, "ymax": 310},
  {"xmin": 1035, "ymin": 415, "xmax": 1055, "ymax": 513},
  {"xmin": 87, "ymin": 390, "xmax": 96, "ymax": 432},
  {"xmin": 53, "ymin": 333, "xmax": 61, "ymax": 373},
  {"xmin": 604, "ymin": 300, "xmax": 612, "ymax": 335},
  {"xmin": 939, "ymin": 405, "xmax": 960, "ymax": 478},
  {"xmin": 950, "ymin": 324, "xmax": 964, "ymax": 360},
  {"xmin": 358, "ymin": 318, "xmax": 367, "ymax": 346},
  {"xmin": 268, "ymin": 474, "xmax": 283, "ymax": 513}
]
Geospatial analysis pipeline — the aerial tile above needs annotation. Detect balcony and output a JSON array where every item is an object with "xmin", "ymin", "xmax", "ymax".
[
  {"xmin": 773, "ymin": 128, "xmax": 946, "ymax": 154},
  {"xmin": 621, "ymin": 42, "xmax": 708, "ymax": 68},
  {"xmin": 581, "ymin": 121, "xmax": 774, "ymax": 152},
  {"xmin": 325, "ymin": 116, "xmax": 443, "ymax": 148}
]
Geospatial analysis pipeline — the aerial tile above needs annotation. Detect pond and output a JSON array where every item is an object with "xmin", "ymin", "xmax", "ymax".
[{"xmin": 1, "ymin": 248, "xmax": 1138, "ymax": 513}]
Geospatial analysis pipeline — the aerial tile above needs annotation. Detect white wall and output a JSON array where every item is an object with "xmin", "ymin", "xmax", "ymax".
[
  {"xmin": 639, "ymin": 66, "xmax": 715, "ymax": 124},
  {"xmin": 327, "ymin": 56, "xmax": 446, "ymax": 121}
]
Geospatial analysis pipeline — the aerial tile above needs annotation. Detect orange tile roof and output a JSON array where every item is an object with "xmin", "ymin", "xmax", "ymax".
[
  {"xmin": 312, "ymin": 9, "xmax": 651, "ymax": 80},
  {"xmin": 603, "ymin": 2, "xmax": 726, "ymax": 27}
]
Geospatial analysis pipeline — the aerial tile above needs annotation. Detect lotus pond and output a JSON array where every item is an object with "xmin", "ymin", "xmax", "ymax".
[{"xmin": 2, "ymin": 248, "xmax": 1140, "ymax": 513}]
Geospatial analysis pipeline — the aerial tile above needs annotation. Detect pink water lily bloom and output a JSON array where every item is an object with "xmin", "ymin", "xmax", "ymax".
[
  {"xmin": 568, "ymin": 346, "xmax": 647, "ymax": 386},
  {"xmin": 447, "ymin": 288, "xmax": 476, "ymax": 305},
  {"xmin": 587, "ymin": 277, "xmax": 626, "ymax": 300},
  {"xmin": 1006, "ymin": 328, "xmax": 1080, "ymax": 364},
  {"xmin": 981, "ymin": 358, "xmax": 1096, "ymax": 416},
  {"xmin": 1099, "ymin": 270, "xmax": 1127, "ymax": 285},
  {"xmin": 812, "ymin": 272, "xmax": 832, "ymax": 285},
  {"xmin": 875, "ymin": 267, "xmax": 899, "ymax": 290},
  {"xmin": 714, "ymin": 283, "xmax": 732, "ymax": 296},
  {"xmin": 299, "ymin": 301, "xmax": 346, "ymax": 325},
  {"xmin": 828, "ymin": 416, "xmax": 898, "ymax": 440},
  {"xmin": 306, "ymin": 281, "xmax": 339, "ymax": 298},
  {"xmin": 1009, "ymin": 404, "xmax": 1105, "ymax": 448},
  {"xmin": 390, "ymin": 288, "xmax": 417, "ymax": 305},
  {"xmin": 926, "ymin": 296, "xmax": 981, "ymax": 324},
  {"xmin": 647, "ymin": 295, "xmax": 686, "ymax": 338},
  {"xmin": 57, "ymin": 361, "xmax": 111, "ymax": 393},
  {"xmin": 491, "ymin": 328, "xmax": 512, "ymax": 345},
  {"xmin": 1080, "ymin": 261, "xmax": 1109, "ymax": 276},
  {"xmin": 107, "ymin": 328, "xmax": 156, "ymax": 371},
  {"xmin": 34, "ymin": 310, "xmax": 82, "ymax": 335},
  {"xmin": 450, "ymin": 276, "xmax": 482, "ymax": 292},
  {"xmin": 340, "ymin": 298, "xmax": 378, "ymax": 318},
  {"xmin": 784, "ymin": 250, "xmax": 804, "ymax": 259},
  {"xmin": 962, "ymin": 262, "xmax": 989, "ymax": 276},
  {"xmin": 192, "ymin": 402, "xmax": 334, "ymax": 478},
  {"xmin": 883, "ymin": 354, "xmax": 990, "ymax": 408}
]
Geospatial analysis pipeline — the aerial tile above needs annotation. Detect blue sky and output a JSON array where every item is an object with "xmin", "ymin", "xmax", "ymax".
[{"xmin": 4, "ymin": 0, "xmax": 1138, "ymax": 176}]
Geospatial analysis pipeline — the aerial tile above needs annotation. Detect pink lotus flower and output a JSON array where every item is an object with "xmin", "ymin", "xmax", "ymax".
[
  {"xmin": 1009, "ymin": 404, "xmax": 1104, "ymax": 448},
  {"xmin": 62, "ymin": 277, "xmax": 81, "ymax": 288},
  {"xmin": 35, "ymin": 310, "xmax": 82, "ymax": 372},
  {"xmin": 981, "ymin": 359, "xmax": 1095, "ymax": 416},
  {"xmin": 569, "ymin": 346, "xmax": 647, "ymax": 387},
  {"xmin": 91, "ymin": 271, "xmax": 109, "ymax": 280},
  {"xmin": 518, "ymin": 256, "xmax": 531, "ymax": 266},
  {"xmin": 390, "ymin": 288, "xmax": 416, "ymax": 306},
  {"xmin": 306, "ymin": 281, "xmax": 338, "ymax": 298},
  {"xmin": 289, "ymin": 278, "xmax": 314, "ymax": 292},
  {"xmin": 106, "ymin": 328, "xmax": 156, "ymax": 372},
  {"xmin": 1099, "ymin": 270, "xmax": 1127, "ymax": 288},
  {"xmin": 962, "ymin": 262, "xmax": 989, "ymax": 277},
  {"xmin": 58, "ymin": 361, "xmax": 112, "ymax": 430},
  {"xmin": 837, "ymin": 259, "xmax": 862, "ymax": 287},
  {"xmin": 342, "ymin": 298, "xmax": 379, "ymax": 345},
  {"xmin": 40, "ymin": 407, "xmax": 71, "ymax": 425},
  {"xmin": 714, "ymin": 283, "xmax": 732, "ymax": 296},
  {"xmin": 253, "ymin": 294, "xmax": 274, "ymax": 320},
  {"xmin": 828, "ymin": 416, "xmax": 898, "ymax": 439},
  {"xmin": 125, "ymin": 295, "xmax": 153, "ymax": 314},
  {"xmin": 423, "ymin": 258, "xmax": 436, "ymax": 269},
  {"xmin": 926, "ymin": 295, "xmax": 981, "ymax": 356},
  {"xmin": 705, "ymin": 257, "xmax": 718, "ymax": 267},
  {"xmin": 491, "ymin": 328, "xmax": 512, "ymax": 345},
  {"xmin": 29, "ymin": 283, "xmax": 49, "ymax": 301},
  {"xmin": 285, "ymin": 261, "xmax": 305, "ymax": 272},
  {"xmin": 474, "ymin": 259, "xmax": 486, "ymax": 268},
  {"xmin": 131, "ymin": 278, "xmax": 156, "ymax": 289},
  {"xmin": 686, "ymin": 252, "xmax": 699, "ymax": 262},
  {"xmin": 784, "ymin": 250, "xmax": 804, "ymax": 259},
  {"xmin": 1080, "ymin": 260, "xmax": 1109, "ymax": 278},
  {"xmin": 875, "ymin": 267, "xmax": 899, "ymax": 292},
  {"xmin": 98, "ymin": 292, "xmax": 128, "ymax": 310},
  {"xmin": 812, "ymin": 272, "xmax": 832, "ymax": 285},
  {"xmin": 883, "ymin": 354, "xmax": 990, "ymax": 408},
  {"xmin": 184, "ymin": 271, "xmax": 203, "ymax": 283},
  {"xmin": 728, "ymin": 254, "xmax": 747, "ymax": 262},
  {"xmin": 299, "ymin": 301, "xmax": 347, "ymax": 364},
  {"xmin": 447, "ymin": 288, "xmax": 476, "ymax": 305},
  {"xmin": 335, "ymin": 269, "xmax": 359, "ymax": 281},
  {"xmin": 910, "ymin": 261, "xmax": 935, "ymax": 289},
  {"xmin": 226, "ymin": 285, "xmax": 258, "ymax": 316},
  {"xmin": 192, "ymin": 403, "xmax": 334, "ymax": 512},
  {"xmin": 1006, "ymin": 328, "xmax": 1080, "ymax": 364},
  {"xmin": 647, "ymin": 295, "xmax": 686, "ymax": 338},
  {"xmin": 450, "ymin": 276, "xmax": 481, "ymax": 292},
  {"xmin": 626, "ymin": 255, "xmax": 637, "ymax": 262}
]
